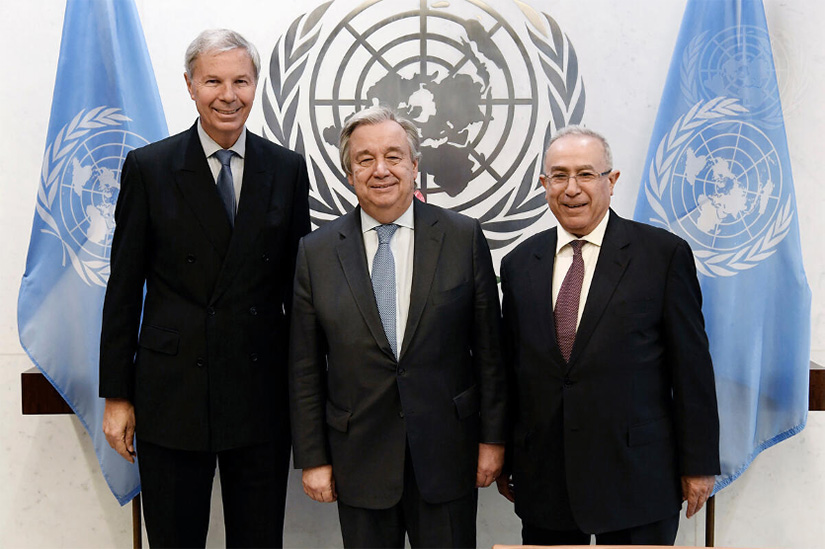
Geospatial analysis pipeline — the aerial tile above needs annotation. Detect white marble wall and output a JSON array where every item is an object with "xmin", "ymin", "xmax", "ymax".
[{"xmin": 2, "ymin": 1, "xmax": 824, "ymax": 547}]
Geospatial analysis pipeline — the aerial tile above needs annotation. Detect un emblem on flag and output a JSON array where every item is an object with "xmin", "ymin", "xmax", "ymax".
[
  {"xmin": 263, "ymin": 0, "xmax": 586, "ymax": 252},
  {"xmin": 643, "ymin": 98, "xmax": 794, "ymax": 278},
  {"xmin": 682, "ymin": 25, "xmax": 783, "ymax": 128},
  {"xmin": 36, "ymin": 107, "xmax": 150, "ymax": 286}
]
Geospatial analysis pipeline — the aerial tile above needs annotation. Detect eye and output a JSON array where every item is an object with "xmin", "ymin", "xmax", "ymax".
[
  {"xmin": 386, "ymin": 155, "xmax": 402, "ymax": 164},
  {"xmin": 576, "ymin": 171, "xmax": 597, "ymax": 183},
  {"xmin": 549, "ymin": 173, "xmax": 570, "ymax": 184},
  {"xmin": 357, "ymin": 158, "xmax": 375, "ymax": 168}
]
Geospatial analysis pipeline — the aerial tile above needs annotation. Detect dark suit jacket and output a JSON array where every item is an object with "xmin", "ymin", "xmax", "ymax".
[
  {"xmin": 500, "ymin": 210, "xmax": 719, "ymax": 534},
  {"xmin": 99, "ymin": 123, "xmax": 310, "ymax": 452},
  {"xmin": 289, "ymin": 200, "xmax": 507, "ymax": 509}
]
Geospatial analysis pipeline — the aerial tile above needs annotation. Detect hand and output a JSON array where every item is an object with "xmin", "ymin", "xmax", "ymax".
[
  {"xmin": 102, "ymin": 398, "xmax": 136, "ymax": 463},
  {"xmin": 682, "ymin": 475, "xmax": 715, "ymax": 518},
  {"xmin": 476, "ymin": 443, "xmax": 505, "ymax": 488},
  {"xmin": 302, "ymin": 465, "xmax": 337, "ymax": 503},
  {"xmin": 495, "ymin": 473, "xmax": 515, "ymax": 502}
]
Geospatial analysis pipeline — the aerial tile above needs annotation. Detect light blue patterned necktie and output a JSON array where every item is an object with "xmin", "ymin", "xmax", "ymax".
[
  {"xmin": 214, "ymin": 149, "xmax": 236, "ymax": 227},
  {"xmin": 372, "ymin": 223, "xmax": 399, "ymax": 358}
]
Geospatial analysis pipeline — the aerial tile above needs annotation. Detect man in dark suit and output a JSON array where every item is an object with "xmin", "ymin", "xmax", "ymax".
[
  {"xmin": 288, "ymin": 105, "xmax": 507, "ymax": 548},
  {"xmin": 99, "ymin": 29, "xmax": 309, "ymax": 547},
  {"xmin": 496, "ymin": 126, "xmax": 719, "ymax": 546}
]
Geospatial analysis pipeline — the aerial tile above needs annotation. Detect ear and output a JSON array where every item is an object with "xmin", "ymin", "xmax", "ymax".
[
  {"xmin": 540, "ymin": 174, "xmax": 551, "ymax": 193},
  {"xmin": 608, "ymin": 170, "xmax": 620, "ymax": 195},
  {"xmin": 184, "ymin": 72, "xmax": 195, "ymax": 100}
]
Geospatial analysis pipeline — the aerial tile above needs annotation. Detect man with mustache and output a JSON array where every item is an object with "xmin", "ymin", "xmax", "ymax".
[{"xmin": 497, "ymin": 126, "xmax": 719, "ymax": 545}]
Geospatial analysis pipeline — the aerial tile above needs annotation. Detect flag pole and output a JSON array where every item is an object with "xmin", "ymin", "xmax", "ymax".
[
  {"xmin": 132, "ymin": 496, "xmax": 142, "ymax": 549},
  {"xmin": 705, "ymin": 495, "xmax": 715, "ymax": 547}
]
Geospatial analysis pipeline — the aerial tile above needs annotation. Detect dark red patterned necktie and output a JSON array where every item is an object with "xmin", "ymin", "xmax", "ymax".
[{"xmin": 555, "ymin": 240, "xmax": 584, "ymax": 362}]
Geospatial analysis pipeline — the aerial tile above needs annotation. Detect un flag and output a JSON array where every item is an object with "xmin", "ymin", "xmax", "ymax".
[
  {"xmin": 18, "ymin": 0, "xmax": 167, "ymax": 505},
  {"xmin": 634, "ymin": 0, "xmax": 811, "ymax": 494}
]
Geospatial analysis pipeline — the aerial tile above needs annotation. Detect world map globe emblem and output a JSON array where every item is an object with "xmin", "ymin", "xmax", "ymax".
[
  {"xmin": 57, "ymin": 129, "xmax": 149, "ymax": 261},
  {"xmin": 668, "ymin": 120, "xmax": 781, "ymax": 252},
  {"xmin": 263, "ymin": 0, "xmax": 586, "ymax": 253},
  {"xmin": 695, "ymin": 25, "xmax": 782, "ymax": 124}
]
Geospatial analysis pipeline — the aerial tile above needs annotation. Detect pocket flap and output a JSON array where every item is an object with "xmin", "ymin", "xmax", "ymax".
[
  {"xmin": 325, "ymin": 402, "xmax": 352, "ymax": 433},
  {"xmin": 628, "ymin": 416, "xmax": 673, "ymax": 447},
  {"xmin": 138, "ymin": 325, "xmax": 180, "ymax": 355},
  {"xmin": 453, "ymin": 384, "xmax": 480, "ymax": 419}
]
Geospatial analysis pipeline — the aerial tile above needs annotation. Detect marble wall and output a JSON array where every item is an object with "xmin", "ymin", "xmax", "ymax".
[{"xmin": 2, "ymin": 0, "xmax": 823, "ymax": 547}]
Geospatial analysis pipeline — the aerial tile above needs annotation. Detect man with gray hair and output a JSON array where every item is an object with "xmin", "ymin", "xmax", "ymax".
[
  {"xmin": 496, "ymin": 125, "xmax": 719, "ymax": 545},
  {"xmin": 100, "ymin": 29, "xmax": 309, "ymax": 547},
  {"xmin": 289, "ymin": 105, "xmax": 507, "ymax": 547}
]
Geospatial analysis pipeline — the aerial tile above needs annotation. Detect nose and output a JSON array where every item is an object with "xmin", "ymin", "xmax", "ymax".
[
  {"xmin": 373, "ymin": 157, "xmax": 390, "ymax": 177},
  {"xmin": 217, "ymin": 82, "xmax": 237, "ymax": 103},
  {"xmin": 564, "ymin": 177, "xmax": 582, "ymax": 196}
]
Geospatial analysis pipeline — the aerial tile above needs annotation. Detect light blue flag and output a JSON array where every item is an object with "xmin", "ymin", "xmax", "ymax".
[
  {"xmin": 17, "ymin": 0, "xmax": 167, "ymax": 505},
  {"xmin": 634, "ymin": 0, "xmax": 811, "ymax": 493}
]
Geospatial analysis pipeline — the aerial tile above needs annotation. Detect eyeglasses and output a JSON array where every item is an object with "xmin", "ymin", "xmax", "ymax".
[{"xmin": 541, "ymin": 169, "xmax": 612, "ymax": 185}]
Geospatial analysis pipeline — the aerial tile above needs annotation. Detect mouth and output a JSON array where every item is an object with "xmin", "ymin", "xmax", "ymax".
[
  {"xmin": 214, "ymin": 107, "xmax": 242, "ymax": 115},
  {"xmin": 562, "ymin": 203, "xmax": 587, "ymax": 210},
  {"xmin": 371, "ymin": 181, "xmax": 397, "ymax": 190}
]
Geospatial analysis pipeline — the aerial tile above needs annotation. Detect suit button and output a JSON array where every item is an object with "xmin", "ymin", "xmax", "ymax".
[
  {"xmin": 563, "ymin": 378, "xmax": 573, "ymax": 388},
  {"xmin": 249, "ymin": 306, "xmax": 258, "ymax": 316},
  {"xmin": 261, "ymin": 253, "xmax": 270, "ymax": 262},
  {"xmin": 186, "ymin": 254, "xmax": 196, "ymax": 263},
  {"xmin": 397, "ymin": 368, "xmax": 406, "ymax": 376},
  {"xmin": 398, "ymin": 411, "xmax": 405, "ymax": 418},
  {"xmin": 207, "ymin": 307, "xmax": 215, "ymax": 316},
  {"xmin": 249, "ymin": 353, "xmax": 258, "ymax": 363},
  {"xmin": 196, "ymin": 357, "xmax": 205, "ymax": 368}
]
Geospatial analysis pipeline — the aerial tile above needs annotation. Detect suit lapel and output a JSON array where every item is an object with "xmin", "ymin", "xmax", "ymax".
[
  {"xmin": 400, "ymin": 201, "xmax": 444, "ymax": 359},
  {"xmin": 530, "ymin": 229, "xmax": 567, "ymax": 366},
  {"xmin": 336, "ymin": 209, "xmax": 396, "ymax": 360},
  {"xmin": 174, "ymin": 124, "xmax": 232, "ymax": 257},
  {"xmin": 212, "ymin": 132, "xmax": 271, "ymax": 301},
  {"xmin": 567, "ymin": 210, "xmax": 631, "ymax": 370}
]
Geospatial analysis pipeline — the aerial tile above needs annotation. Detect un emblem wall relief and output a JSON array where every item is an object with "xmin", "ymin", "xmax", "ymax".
[{"xmin": 260, "ymin": 0, "xmax": 586, "ymax": 257}]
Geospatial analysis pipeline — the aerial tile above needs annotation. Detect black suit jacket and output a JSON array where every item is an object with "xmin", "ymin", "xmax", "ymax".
[
  {"xmin": 100, "ymin": 123, "xmax": 310, "ymax": 452},
  {"xmin": 289, "ymin": 200, "xmax": 507, "ymax": 509},
  {"xmin": 500, "ymin": 210, "xmax": 719, "ymax": 534}
]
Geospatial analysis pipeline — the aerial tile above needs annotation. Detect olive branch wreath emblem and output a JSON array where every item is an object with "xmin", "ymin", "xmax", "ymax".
[
  {"xmin": 643, "ymin": 97, "xmax": 794, "ymax": 278},
  {"xmin": 37, "ymin": 106, "xmax": 129, "ymax": 287},
  {"xmin": 262, "ymin": 2, "xmax": 585, "ymax": 250}
]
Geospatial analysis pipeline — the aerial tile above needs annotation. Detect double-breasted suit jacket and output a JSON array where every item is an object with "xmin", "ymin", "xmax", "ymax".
[
  {"xmin": 500, "ymin": 210, "xmax": 719, "ymax": 534},
  {"xmin": 100, "ymin": 123, "xmax": 310, "ymax": 452},
  {"xmin": 289, "ymin": 200, "xmax": 507, "ymax": 509}
]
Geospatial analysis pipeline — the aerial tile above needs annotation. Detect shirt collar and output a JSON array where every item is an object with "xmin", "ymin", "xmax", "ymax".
[
  {"xmin": 197, "ymin": 120, "xmax": 247, "ymax": 159},
  {"xmin": 555, "ymin": 210, "xmax": 610, "ymax": 254},
  {"xmin": 360, "ymin": 200, "xmax": 416, "ymax": 234}
]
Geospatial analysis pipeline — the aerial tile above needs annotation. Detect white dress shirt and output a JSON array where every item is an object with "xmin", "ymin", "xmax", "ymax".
[
  {"xmin": 361, "ymin": 202, "xmax": 415, "ymax": 354},
  {"xmin": 552, "ymin": 212, "xmax": 610, "ymax": 330},
  {"xmin": 197, "ymin": 120, "xmax": 246, "ymax": 213}
]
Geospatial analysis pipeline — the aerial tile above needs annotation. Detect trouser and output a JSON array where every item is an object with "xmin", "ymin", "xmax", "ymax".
[{"xmin": 136, "ymin": 437, "xmax": 290, "ymax": 548}]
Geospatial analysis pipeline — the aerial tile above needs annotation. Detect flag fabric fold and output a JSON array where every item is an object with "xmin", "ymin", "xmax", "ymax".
[
  {"xmin": 18, "ymin": 0, "xmax": 167, "ymax": 505},
  {"xmin": 633, "ymin": 0, "xmax": 811, "ymax": 494}
]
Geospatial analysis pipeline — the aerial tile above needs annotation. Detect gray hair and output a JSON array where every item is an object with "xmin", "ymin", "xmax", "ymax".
[
  {"xmin": 547, "ymin": 125, "xmax": 613, "ymax": 169},
  {"xmin": 184, "ymin": 29, "xmax": 261, "ymax": 82},
  {"xmin": 339, "ymin": 105, "xmax": 421, "ymax": 176}
]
